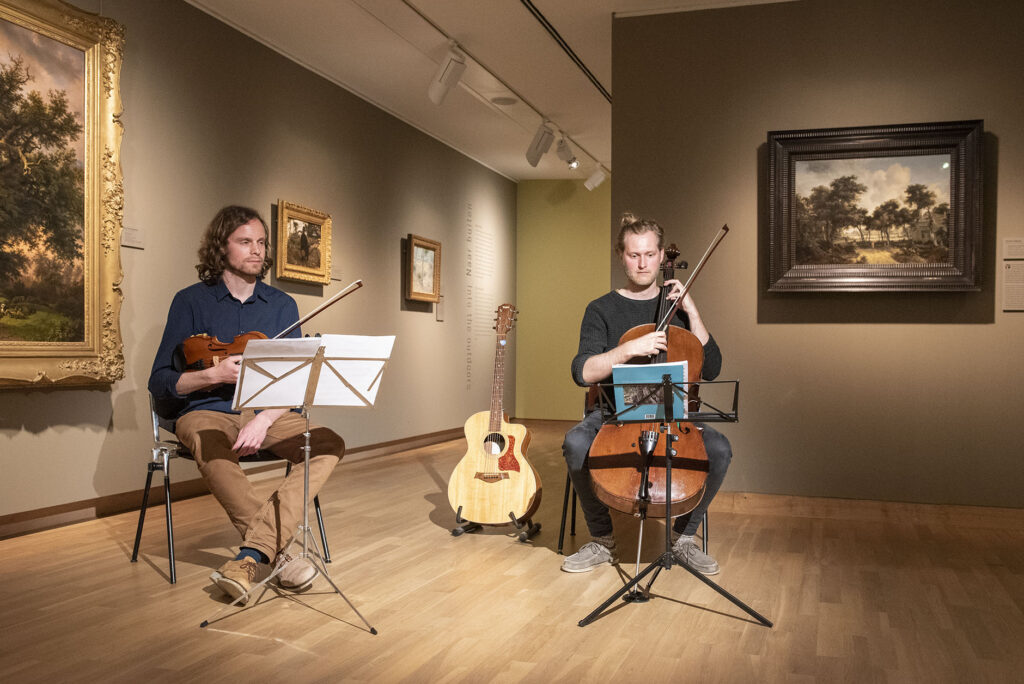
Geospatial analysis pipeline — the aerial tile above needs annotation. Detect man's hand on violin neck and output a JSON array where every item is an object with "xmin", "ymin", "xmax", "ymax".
[{"xmin": 625, "ymin": 331, "xmax": 667, "ymax": 359}]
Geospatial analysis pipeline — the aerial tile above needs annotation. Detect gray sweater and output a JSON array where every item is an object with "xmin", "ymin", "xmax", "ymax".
[{"xmin": 570, "ymin": 290, "xmax": 722, "ymax": 387}]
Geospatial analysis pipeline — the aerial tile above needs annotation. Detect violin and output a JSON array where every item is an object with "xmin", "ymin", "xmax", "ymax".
[
  {"xmin": 587, "ymin": 226, "xmax": 729, "ymax": 520},
  {"xmin": 173, "ymin": 279, "xmax": 363, "ymax": 372},
  {"xmin": 176, "ymin": 330, "xmax": 268, "ymax": 371}
]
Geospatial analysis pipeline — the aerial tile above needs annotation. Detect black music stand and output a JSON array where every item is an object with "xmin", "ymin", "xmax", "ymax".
[
  {"xmin": 577, "ymin": 374, "xmax": 772, "ymax": 628},
  {"xmin": 198, "ymin": 334, "xmax": 394, "ymax": 632}
]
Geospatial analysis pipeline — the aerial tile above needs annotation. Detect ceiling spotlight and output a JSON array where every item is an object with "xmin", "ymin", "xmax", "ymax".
[
  {"xmin": 525, "ymin": 122, "xmax": 554, "ymax": 167},
  {"xmin": 585, "ymin": 168, "xmax": 607, "ymax": 191},
  {"xmin": 556, "ymin": 138, "xmax": 579, "ymax": 169},
  {"xmin": 428, "ymin": 42, "xmax": 466, "ymax": 106}
]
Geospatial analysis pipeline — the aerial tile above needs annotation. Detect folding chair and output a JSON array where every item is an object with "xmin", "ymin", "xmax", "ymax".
[{"xmin": 130, "ymin": 396, "xmax": 331, "ymax": 583}]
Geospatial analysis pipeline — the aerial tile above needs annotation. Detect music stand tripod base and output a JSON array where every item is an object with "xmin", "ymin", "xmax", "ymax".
[
  {"xmin": 450, "ymin": 506, "xmax": 541, "ymax": 542},
  {"xmin": 199, "ymin": 409, "xmax": 377, "ymax": 634},
  {"xmin": 199, "ymin": 335, "xmax": 394, "ymax": 634},
  {"xmin": 578, "ymin": 376, "xmax": 771, "ymax": 629}
]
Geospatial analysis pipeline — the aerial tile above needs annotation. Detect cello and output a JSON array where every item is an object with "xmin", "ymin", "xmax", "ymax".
[{"xmin": 587, "ymin": 226, "xmax": 729, "ymax": 522}]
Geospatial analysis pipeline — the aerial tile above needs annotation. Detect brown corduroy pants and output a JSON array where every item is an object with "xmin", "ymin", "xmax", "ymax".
[{"xmin": 175, "ymin": 410, "xmax": 343, "ymax": 561}]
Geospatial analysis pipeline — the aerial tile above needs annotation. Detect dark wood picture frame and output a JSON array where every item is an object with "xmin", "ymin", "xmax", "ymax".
[{"xmin": 767, "ymin": 120, "xmax": 983, "ymax": 292}]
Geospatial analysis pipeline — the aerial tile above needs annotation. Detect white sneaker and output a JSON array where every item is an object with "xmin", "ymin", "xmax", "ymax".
[
  {"xmin": 561, "ymin": 541, "xmax": 618, "ymax": 573},
  {"xmin": 672, "ymin": 536, "xmax": 719, "ymax": 575}
]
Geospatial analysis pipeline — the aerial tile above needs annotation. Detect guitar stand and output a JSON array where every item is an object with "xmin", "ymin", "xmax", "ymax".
[
  {"xmin": 200, "ymin": 409, "xmax": 378, "ymax": 634},
  {"xmin": 450, "ymin": 506, "xmax": 541, "ymax": 542},
  {"xmin": 578, "ymin": 376, "xmax": 772, "ymax": 629}
]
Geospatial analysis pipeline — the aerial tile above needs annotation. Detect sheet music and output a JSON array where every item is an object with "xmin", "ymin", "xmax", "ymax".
[
  {"xmin": 313, "ymin": 334, "xmax": 395, "ymax": 407},
  {"xmin": 232, "ymin": 335, "xmax": 395, "ymax": 410}
]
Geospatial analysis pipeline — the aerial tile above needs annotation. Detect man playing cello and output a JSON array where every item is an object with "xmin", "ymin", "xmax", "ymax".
[
  {"xmin": 149, "ymin": 205, "xmax": 344, "ymax": 602},
  {"xmin": 561, "ymin": 213, "xmax": 732, "ymax": 574}
]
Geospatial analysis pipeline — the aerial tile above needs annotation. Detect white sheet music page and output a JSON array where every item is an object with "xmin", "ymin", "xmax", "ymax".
[
  {"xmin": 232, "ymin": 337, "xmax": 323, "ymax": 410},
  {"xmin": 313, "ymin": 334, "xmax": 396, "ymax": 407}
]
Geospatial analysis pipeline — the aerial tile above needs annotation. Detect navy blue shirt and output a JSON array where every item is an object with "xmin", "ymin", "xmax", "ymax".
[{"xmin": 148, "ymin": 280, "xmax": 301, "ymax": 418}]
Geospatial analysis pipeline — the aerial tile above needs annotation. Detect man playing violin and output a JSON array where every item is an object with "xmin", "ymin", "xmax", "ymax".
[
  {"xmin": 561, "ymin": 213, "xmax": 731, "ymax": 574},
  {"xmin": 149, "ymin": 205, "xmax": 344, "ymax": 603}
]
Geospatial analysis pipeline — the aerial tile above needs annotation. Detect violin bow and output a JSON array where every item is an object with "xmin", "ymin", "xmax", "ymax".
[
  {"xmin": 274, "ymin": 279, "xmax": 364, "ymax": 339},
  {"xmin": 656, "ymin": 224, "xmax": 729, "ymax": 331}
]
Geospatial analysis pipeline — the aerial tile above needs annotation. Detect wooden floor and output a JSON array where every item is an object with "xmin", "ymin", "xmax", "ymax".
[{"xmin": 1, "ymin": 419, "xmax": 1022, "ymax": 683}]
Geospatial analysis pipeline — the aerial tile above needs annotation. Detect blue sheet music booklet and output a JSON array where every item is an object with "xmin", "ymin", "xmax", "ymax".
[{"xmin": 611, "ymin": 360, "xmax": 688, "ymax": 421}]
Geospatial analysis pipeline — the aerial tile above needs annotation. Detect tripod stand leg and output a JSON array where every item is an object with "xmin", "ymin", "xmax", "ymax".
[
  {"xmin": 578, "ymin": 559, "xmax": 663, "ymax": 627},
  {"xmin": 306, "ymin": 550, "xmax": 377, "ymax": 635},
  {"xmin": 675, "ymin": 560, "xmax": 773, "ymax": 627}
]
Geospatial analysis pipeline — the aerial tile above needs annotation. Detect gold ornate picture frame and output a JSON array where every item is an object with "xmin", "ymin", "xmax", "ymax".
[
  {"xmin": 406, "ymin": 234, "xmax": 441, "ymax": 303},
  {"xmin": 275, "ymin": 200, "xmax": 332, "ymax": 285},
  {"xmin": 0, "ymin": 0, "xmax": 125, "ymax": 388}
]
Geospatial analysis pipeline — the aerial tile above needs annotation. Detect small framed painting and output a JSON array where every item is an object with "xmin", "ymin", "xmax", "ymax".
[
  {"xmin": 275, "ymin": 200, "xmax": 332, "ymax": 285},
  {"xmin": 406, "ymin": 234, "xmax": 441, "ymax": 303}
]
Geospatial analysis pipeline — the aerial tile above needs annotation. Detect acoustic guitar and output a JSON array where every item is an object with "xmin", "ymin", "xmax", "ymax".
[{"xmin": 447, "ymin": 303, "xmax": 541, "ymax": 525}]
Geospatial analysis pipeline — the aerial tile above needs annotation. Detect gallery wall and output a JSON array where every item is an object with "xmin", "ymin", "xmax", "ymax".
[
  {"xmin": 515, "ymin": 179, "xmax": 610, "ymax": 421},
  {"xmin": 0, "ymin": 0, "xmax": 517, "ymax": 522},
  {"xmin": 612, "ymin": 0, "xmax": 1024, "ymax": 506}
]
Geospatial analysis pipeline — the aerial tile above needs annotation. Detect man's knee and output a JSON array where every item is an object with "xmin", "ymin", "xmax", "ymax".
[
  {"xmin": 562, "ymin": 429, "xmax": 594, "ymax": 470},
  {"xmin": 702, "ymin": 428, "xmax": 733, "ymax": 472},
  {"xmin": 317, "ymin": 428, "xmax": 345, "ymax": 456}
]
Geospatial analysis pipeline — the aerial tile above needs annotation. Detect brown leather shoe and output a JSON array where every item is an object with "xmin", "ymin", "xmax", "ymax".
[
  {"xmin": 210, "ymin": 557, "xmax": 268, "ymax": 604},
  {"xmin": 275, "ymin": 554, "xmax": 318, "ymax": 592}
]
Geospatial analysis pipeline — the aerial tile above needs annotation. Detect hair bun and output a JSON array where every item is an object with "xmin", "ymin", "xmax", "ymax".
[{"xmin": 620, "ymin": 212, "xmax": 640, "ymax": 228}]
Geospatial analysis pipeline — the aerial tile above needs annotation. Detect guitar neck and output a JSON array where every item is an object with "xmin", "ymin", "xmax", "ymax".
[{"xmin": 489, "ymin": 332, "xmax": 507, "ymax": 432}]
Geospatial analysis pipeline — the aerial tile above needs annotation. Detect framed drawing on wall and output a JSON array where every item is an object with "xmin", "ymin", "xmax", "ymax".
[
  {"xmin": 275, "ymin": 200, "xmax": 332, "ymax": 285},
  {"xmin": 406, "ymin": 234, "xmax": 441, "ymax": 303},
  {"xmin": 0, "ymin": 0, "xmax": 125, "ymax": 389},
  {"xmin": 767, "ymin": 120, "xmax": 983, "ymax": 292}
]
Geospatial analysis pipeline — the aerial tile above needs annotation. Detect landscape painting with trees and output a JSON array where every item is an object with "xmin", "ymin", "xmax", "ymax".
[
  {"xmin": 0, "ymin": 16, "xmax": 85, "ymax": 342},
  {"xmin": 793, "ymin": 154, "xmax": 951, "ymax": 267}
]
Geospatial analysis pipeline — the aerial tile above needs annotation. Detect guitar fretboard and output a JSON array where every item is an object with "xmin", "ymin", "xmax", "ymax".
[{"xmin": 489, "ymin": 333, "xmax": 507, "ymax": 432}]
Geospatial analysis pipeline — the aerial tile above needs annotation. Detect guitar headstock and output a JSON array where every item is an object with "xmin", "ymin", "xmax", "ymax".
[{"xmin": 494, "ymin": 303, "xmax": 518, "ymax": 335}]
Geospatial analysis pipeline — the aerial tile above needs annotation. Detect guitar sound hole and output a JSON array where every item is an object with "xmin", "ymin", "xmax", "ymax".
[{"xmin": 483, "ymin": 433, "xmax": 506, "ymax": 455}]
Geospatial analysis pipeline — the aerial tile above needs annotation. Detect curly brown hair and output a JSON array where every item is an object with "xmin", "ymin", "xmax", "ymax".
[
  {"xmin": 196, "ymin": 205, "xmax": 273, "ymax": 285},
  {"xmin": 616, "ymin": 212, "xmax": 664, "ymax": 254}
]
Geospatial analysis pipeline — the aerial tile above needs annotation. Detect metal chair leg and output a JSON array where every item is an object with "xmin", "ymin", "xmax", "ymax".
[
  {"xmin": 314, "ymin": 495, "xmax": 331, "ymax": 563},
  {"xmin": 162, "ymin": 456, "xmax": 176, "ymax": 584},
  {"xmin": 701, "ymin": 511, "xmax": 709, "ymax": 553},
  {"xmin": 131, "ymin": 463, "xmax": 157, "ymax": 562},
  {"xmin": 571, "ymin": 490, "xmax": 577, "ymax": 535},
  {"xmin": 557, "ymin": 472, "xmax": 579, "ymax": 554},
  {"xmin": 557, "ymin": 473, "xmax": 571, "ymax": 554}
]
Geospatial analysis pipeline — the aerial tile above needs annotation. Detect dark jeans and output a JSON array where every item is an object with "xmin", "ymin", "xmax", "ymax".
[{"xmin": 562, "ymin": 409, "xmax": 732, "ymax": 538}]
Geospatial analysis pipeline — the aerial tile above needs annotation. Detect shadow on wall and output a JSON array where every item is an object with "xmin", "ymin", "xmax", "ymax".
[
  {"xmin": 0, "ymin": 386, "xmax": 112, "ymax": 434},
  {"xmin": 755, "ymin": 133, "xmax": 999, "ymax": 324}
]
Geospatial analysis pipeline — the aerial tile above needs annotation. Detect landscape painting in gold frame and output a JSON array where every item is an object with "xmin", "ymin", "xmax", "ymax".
[
  {"xmin": 275, "ymin": 200, "xmax": 332, "ymax": 285},
  {"xmin": 0, "ymin": 0, "xmax": 125, "ymax": 388},
  {"xmin": 406, "ymin": 234, "xmax": 441, "ymax": 303}
]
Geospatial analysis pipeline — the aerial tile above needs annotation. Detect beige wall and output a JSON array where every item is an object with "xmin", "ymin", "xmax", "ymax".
[
  {"xmin": 0, "ymin": 1, "xmax": 516, "ymax": 519},
  {"xmin": 515, "ymin": 180, "xmax": 611, "ymax": 420},
  {"xmin": 613, "ymin": 0, "xmax": 1024, "ymax": 506}
]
